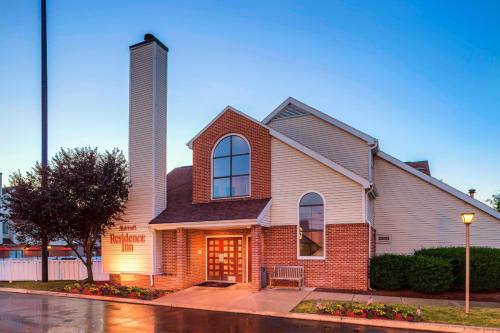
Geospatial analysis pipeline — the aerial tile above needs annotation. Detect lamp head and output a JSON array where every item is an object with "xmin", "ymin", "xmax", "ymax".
[{"xmin": 461, "ymin": 212, "xmax": 475, "ymax": 225}]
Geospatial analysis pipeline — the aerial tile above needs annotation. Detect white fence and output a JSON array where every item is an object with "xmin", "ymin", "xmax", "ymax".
[{"xmin": 0, "ymin": 259, "xmax": 109, "ymax": 282}]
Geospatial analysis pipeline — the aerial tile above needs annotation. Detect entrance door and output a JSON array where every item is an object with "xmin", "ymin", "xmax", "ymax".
[{"xmin": 207, "ymin": 237, "xmax": 243, "ymax": 282}]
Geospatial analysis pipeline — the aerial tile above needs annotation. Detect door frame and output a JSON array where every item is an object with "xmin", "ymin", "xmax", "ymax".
[
  {"xmin": 246, "ymin": 235, "xmax": 251, "ymax": 283},
  {"xmin": 205, "ymin": 235, "xmax": 244, "ymax": 282}
]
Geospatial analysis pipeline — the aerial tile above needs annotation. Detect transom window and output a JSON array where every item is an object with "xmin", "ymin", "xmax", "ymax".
[
  {"xmin": 298, "ymin": 192, "xmax": 325, "ymax": 257},
  {"xmin": 212, "ymin": 135, "xmax": 250, "ymax": 198}
]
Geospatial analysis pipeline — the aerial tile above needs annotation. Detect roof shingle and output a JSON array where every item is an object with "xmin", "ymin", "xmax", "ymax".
[{"xmin": 150, "ymin": 166, "xmax": 271, "ymax": 224}]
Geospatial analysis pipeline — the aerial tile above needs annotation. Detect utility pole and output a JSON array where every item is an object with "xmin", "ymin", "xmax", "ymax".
[{"xmin": 41, "ymin": 0, "xmax": 49, "ymax": 283}]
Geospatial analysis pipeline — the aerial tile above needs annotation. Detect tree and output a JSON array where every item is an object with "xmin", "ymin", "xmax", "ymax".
[
  {"xmin": 487, "ymin": 190, "xmax": 500, "ymax": 212},
  {"xmin": 51, "ymin": 147, "xmax": 128, "ymax": 283},
  {"xmin": 0, "ymin": 164, "xmax": 60, "ymax": 282}
]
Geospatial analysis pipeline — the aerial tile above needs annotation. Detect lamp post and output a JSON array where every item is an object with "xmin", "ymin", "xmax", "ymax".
[{"xmin": 460, "ymin": 212, "xmax": 475, "ymax": 314}]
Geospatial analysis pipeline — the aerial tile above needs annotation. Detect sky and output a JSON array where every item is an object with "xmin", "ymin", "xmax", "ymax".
[{"xmin": 0, "ymin": 0, "xmax": 499, "ymax": 204}]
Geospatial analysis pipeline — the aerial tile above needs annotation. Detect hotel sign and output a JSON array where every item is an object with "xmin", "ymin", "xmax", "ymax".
[{"xmin": 110, "ymin": 225, "xmax": 146, "ymax": 252}]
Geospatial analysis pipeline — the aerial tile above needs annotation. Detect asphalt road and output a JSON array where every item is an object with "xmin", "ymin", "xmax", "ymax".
[{"xmin": 0, "ymin": 292, "xmax": 427, "ymax": 333}]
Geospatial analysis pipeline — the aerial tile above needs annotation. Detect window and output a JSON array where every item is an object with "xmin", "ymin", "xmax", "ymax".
[
  {"xmin": 298, "ymin": 192, "xmax": 324, "ymax": 257},
  {"xmin": 212, "ymin": 135, "xmax": 250, "ymax": 198},
  {"xmin": 2, "ymin": 222, "xmax": 8, "ymax": 234}
]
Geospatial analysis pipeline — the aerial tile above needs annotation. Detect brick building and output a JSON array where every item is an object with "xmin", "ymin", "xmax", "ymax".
[{"xmin": 102, "ymin": 34, "xmax": 500, "ymax": 292}]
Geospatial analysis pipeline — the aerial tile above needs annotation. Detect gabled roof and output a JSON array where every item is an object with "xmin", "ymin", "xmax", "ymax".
[
  {"xmin": 150, "ymin": 166, "xmax": 271, "ymax": 224},
  {"xmin": 263, "ymin": 97, "xmax": 377, "ymax": 145},
  {"xmin": 186, "ymin": 106, "xmax": 263, "ymax": 149},
  {"xmin": 377, "ymin": 151, "xmax": 500, "ymax": 220},
  {"xmin": 186, "ymin": 105, "xmax": 371, "ymax": 188}
]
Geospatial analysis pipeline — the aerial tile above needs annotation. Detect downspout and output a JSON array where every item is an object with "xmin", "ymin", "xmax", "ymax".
[
  {"xmin": 366, "ymin": 138, "xmax": 378, "ymax": 292},
  {"xmin": 150, "ymin": 228, "xmax": 156, "ymax": 287}
]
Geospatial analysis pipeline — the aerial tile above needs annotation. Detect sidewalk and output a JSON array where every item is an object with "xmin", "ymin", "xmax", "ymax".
[
  {"xmin": 152, "ymin": 284, "xmax": 312, "ymax": 313},
  {"xmin": 306, "ymin": 291, "xmax": 500, "ymax": 308}
]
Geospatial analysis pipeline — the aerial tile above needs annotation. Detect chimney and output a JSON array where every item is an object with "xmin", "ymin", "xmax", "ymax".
[
  {"xmin": 128, "ymin": 33, "xmax": 168, "ymax": 218},
  {"xmin": 102, "ymin": 34, "xmax": 168, "ymax": 276},
  {"xmin": 468, "ymin": 189, "xmax": 476, "ymax": 199}
]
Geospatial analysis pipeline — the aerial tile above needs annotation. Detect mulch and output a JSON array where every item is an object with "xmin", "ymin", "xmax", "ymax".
[
  {"xmin": 196, "ymin": 281, "xmax": 236, "ymax": 288},
  {"xmin": 314, "ymin": 288, "xmax": 500, "ymax": 303}
]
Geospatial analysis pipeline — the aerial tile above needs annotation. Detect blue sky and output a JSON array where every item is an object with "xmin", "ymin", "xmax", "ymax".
[{"xmin": 0, "ymin": 0, "xmax": 499, "ymax": 204}]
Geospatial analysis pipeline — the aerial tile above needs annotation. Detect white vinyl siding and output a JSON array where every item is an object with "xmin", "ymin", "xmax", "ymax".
[
  {"xmin": 271, "ymin": 138, "xmax": 364, "ymax": 226},
  {"xmin": 374, "ymin": 156, "xmax": 500, "ymax": 254},
  {"xmin": 268, "ymin": 114, "xmax": 370, "ymax": 179}
]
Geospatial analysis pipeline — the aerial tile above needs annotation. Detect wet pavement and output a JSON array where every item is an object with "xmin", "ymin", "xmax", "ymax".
[{"xmin": 0, "ymin": 292, "xmax": 426, "ymax": 333}]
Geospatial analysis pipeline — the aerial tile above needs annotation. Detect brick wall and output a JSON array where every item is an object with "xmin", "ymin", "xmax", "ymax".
[
  {"xmin": 112, "ymin": 223, "xmax": 370, "ymax": 291},
  {"xmin": 264, "ymin": 224, "xmax": 370, "ymax": 290},
  {"xmin": 163, "ymin": 230, "xmax": 176, "ymax": 275},
  {"xmin": 191, "ymin": 110, "xmax": 271, "ymax": 203}
]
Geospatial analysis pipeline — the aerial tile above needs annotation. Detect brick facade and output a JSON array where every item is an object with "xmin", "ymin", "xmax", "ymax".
[
  {"xmin": 113, "ymin": 223, "xmax": 370, "ymax": 292},
  {"xmin": 191, "ymin": 110, "xmax": 271, "ymax": 203},
  {"xmin": 264, "ymin": 224, "xmax": 370, "ymax": 290}
]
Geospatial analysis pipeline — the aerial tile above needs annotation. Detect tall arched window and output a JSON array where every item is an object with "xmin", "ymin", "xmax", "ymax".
[
  {"xmin": 212, "ymin": 135, "xmax": 250, "ymax": 198},
  {"xmin": 298, "ymin": 192, "xmax": 325, "ymax": 258}
]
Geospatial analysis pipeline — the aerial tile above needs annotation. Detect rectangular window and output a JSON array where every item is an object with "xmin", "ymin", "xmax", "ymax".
[
  {"xmin": 213, "ymin": 178, "xmax": 231, "ymax": 198},
  {"xmin": 213, "ymin": 157, "xmax": 230, "ymax": 177},
  {"xmin": 231, "ymin": 175, "xmax": 249, "ymax": 196},
  {"xmin": 2, "ymin": 222, "xmax": 8, "ymax": 234}
]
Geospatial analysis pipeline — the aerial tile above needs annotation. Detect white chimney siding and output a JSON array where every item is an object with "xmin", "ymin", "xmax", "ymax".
[{"xmin": 102, "ymin": 35, "xmax": 168, "ymax": 276}]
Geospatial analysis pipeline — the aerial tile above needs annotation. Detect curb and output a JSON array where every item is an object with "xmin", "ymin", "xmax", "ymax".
[{"xmin": 0, "ymin": 287, "xmax": 498, "ymax": 333}]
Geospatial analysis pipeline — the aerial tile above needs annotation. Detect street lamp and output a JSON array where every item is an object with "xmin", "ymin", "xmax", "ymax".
[{"xmin": 460, "ymin": 212, "xmax": 475, "ymax": 314}]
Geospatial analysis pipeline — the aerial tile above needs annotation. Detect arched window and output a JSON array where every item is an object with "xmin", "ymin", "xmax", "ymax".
[
  {"xmin": 298, "ymin": 192, "xmax": 325, "ymax": 258},
  {"xmin": 212, "ymin": 135, "xmax": 250, "ymax": 198}
]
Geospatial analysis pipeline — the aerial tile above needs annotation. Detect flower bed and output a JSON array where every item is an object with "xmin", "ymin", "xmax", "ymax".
[
  {"xmin": 62, "ymin": 282, "xmax": 168, "ymax": 300},
  {"xmin": 315, "ymin": 301, "xmax": 422, "ymax": 322}
]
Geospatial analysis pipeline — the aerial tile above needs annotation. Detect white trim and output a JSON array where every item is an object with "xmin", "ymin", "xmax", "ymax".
[
  {"xmin": 263, "ymin": 97, "xmax": 377, "ymax": 144},
  {"xmin": 362, "ymin": 188, "xmax": 367, "ymax": 223},
  {"xmin": 187, "ymin": 106, "xmax": 264, "ymax": 148},
  {"xmin": 210, "ymin": 133, "xmax": 252, "ymax": 200},
  {"xmin": 205, "ymin": 235, "xmax": 244, "ymax": 282},
  {"xmin": 149, "ymin": 219, "xmax": 258, "ymax": 230},
  {"xmin": 151, "ymin": 42, "xmax": 158, "ymax": 219},
  {"xmin": 377, "ymin": 151, "xmax": 500, "ymax": 220},
  {"xmin": 297, "ymin": 191, "xmax": 326, "ymax": 260},
  {"xmin": 185, "ymin": 104, "xmax": 371, "ymax": 188},
  {"xmin": 246, "ymin": 235, "xmax": 251, "ymax": 283},
  {"xmin": 256, "ymin": 199, "xmax": 272, "ymax": 227},
  {"xmin": 271, "ymin": 129, "xmax": 371, "ymax": 188},
  {"xmin": 368, "ymin": 225, "xmax": 372, "ymax": 259}
]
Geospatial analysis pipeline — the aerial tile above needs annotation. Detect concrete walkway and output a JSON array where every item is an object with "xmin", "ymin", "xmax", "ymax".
[
  {"xmin": 152, "ymin": 284, "xmax": 312, "ymax": 313},
  {"xmin": 306, "ymin": 291, "xmax": 500, "ymax": 308},
  {"xmin": 153, "ymin": 284, "xmax": 500, "ymax": 313}
]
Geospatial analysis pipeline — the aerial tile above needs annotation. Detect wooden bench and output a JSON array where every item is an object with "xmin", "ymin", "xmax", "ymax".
[{"xmin": 270, "ymin": 266, "xmax": 304, "ymax": 290}]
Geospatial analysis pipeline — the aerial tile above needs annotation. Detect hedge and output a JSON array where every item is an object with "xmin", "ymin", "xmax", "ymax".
[
  {"xmin": 370, "ymin": 247, "xmax": 500, "ymax": 293},
  {"xmin": 414, "ymin": 247, "xmax": 500, "ymax": 292},
  {"xmin": 370, "ymin": 254, "xmax": 411, "ymax": 290},
  {"xmin": 406, "ymin": 255, "xmax": 454, "ymax": 294}
]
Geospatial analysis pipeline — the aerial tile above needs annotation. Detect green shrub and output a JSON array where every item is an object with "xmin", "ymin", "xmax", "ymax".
[
  {"xmin": 370, "ymin": 254, "xmax": 411, "ymax": 290},
  {"xmin": 415, "ymin": 247, "xmax": 500, "ymax": 292},
  {"xmin": 407, "ymin": 255, "xmax": 454, "ymax": 294}
]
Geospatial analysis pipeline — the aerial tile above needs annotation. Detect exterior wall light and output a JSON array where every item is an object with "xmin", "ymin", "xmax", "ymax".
[{"xmin": 460, "ymin": 212, "xmax": 475, "ymax": 224}]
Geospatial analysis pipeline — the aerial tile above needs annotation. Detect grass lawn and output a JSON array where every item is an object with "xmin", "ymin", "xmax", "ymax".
[
  {"xmin": 0, "ymin": 280, "xmax": 75, "ymax": 291},
  {"xmin": 293, "ymin": 300, "xmax": 500, "ymax": 328}
]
